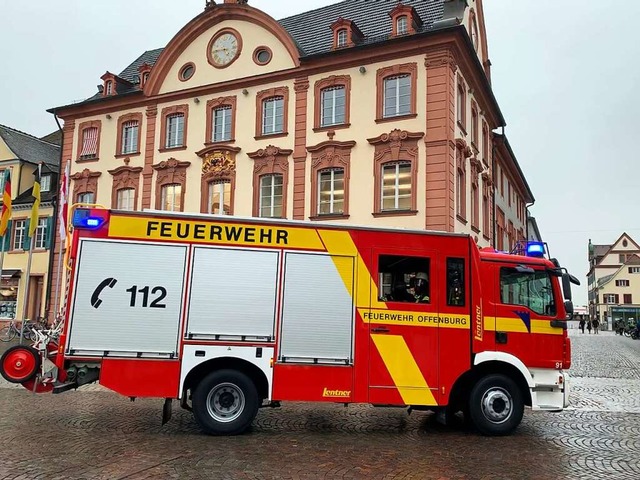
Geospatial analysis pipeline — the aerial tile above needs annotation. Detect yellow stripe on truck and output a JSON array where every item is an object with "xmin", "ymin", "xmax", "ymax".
[
  {"xmin": 483, "ymin": 316, "xmax": 564, "ymax": 335},
  {"xmin": 108, "ymin": 215, "xmax": 326, "ymax": 250},
  {"xmin": 361, "ymin": 308, "xmax": 470, "ymax": 329},
  {"xmin": 371, "ymin": 334, "xmax": 438, "ymax": 405},
  {"xmin": 318, "ymin": 230, "xmax": 381, "ymax": 309}
]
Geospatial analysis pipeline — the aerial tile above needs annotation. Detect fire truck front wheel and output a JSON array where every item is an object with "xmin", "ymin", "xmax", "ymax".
[
  {"xmin": 468, "ymin": 374, "xmax": 524, "ymax": 436},
  {"xmin": 192, "ymin": 369, "xmax": 259, "ymax": 436}
]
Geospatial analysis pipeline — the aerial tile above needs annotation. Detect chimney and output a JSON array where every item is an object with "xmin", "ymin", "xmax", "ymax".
[{"xmin": 224, "ymin": 0, "xmax": 248, "ymax": 3}]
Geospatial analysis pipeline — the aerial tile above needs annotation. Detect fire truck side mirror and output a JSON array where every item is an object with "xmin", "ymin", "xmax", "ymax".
[
  {"xmin": 561, "ymin": 273, "xmax": 572, "ymax": 301},
  {"xmin": 564, "ymin": 300, "xmax": 574, "ymax": 320}
]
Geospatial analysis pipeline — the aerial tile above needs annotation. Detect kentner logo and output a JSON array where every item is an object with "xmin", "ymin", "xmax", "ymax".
[{"xmin": 322, "ymin": 387, "xmax": 351, "ymax": 398}]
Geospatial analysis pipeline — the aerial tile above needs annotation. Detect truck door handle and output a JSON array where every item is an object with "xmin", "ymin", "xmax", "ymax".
[{"xmin": 371, "ymin": 327, "xmax": 390, "ymax": 333}]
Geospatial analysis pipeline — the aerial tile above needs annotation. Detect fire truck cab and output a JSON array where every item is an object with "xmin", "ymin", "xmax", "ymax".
[{"xmin": 0, "ymin": 208, "xmax": 579, "ymax": 436}]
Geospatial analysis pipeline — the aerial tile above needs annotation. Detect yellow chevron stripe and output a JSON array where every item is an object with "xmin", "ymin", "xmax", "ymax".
[
  {"xmin": 483, "ymin": 316, "xmax": 564, "ymax": 335},
  {"xmin": 318, "ymin": 230, "xmax": 384, "ymax": 309},
  {"xmin": 371, "ymin": 334, "xmax": 437, "ymax": 405}
]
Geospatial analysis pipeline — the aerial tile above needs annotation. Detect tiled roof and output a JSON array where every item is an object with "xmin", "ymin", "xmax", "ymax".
[
  {"xmin": 0, "ymin": 124, "xmax": 60, "ymax": 168},
  {"xmin": 13, "ymin": 187, "xmax": 56, "ymax": 206},
  {"xmin": 65, "ymin": 0, "xmax": 452, "ymax": 106},
  {"xmin": 279, "ymin": 0, "xmax": 445, "ymax": 56}
]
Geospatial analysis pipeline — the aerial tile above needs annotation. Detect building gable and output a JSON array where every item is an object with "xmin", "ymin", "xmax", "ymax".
[{"xmin": 148, "ymin": 4, "xmax": 300, "ymax": 96}]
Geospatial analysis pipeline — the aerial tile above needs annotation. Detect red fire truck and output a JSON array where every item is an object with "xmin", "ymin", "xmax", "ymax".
[{"xmin": 1, "ymin": 207, "xmax": 579, "ymax": 436}]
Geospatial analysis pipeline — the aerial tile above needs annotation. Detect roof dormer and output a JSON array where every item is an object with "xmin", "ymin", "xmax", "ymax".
[
  {"xmin": 138, "ymin": 63, "xmax": 152, "ymax": 90},
  {"xmin": 99, "ymin": 71, "xmax": 133, "ymax": 97},
  {"xmin": 330, "ymin": 17, "xmax": 364, "ymax": 50},
  {"xmin": 100, "ymin": 72, "xmax": 117, "ymax": 97},
  {"xmin": 389, "ymin": 3, "xmax": 423, "ymax": 37}
]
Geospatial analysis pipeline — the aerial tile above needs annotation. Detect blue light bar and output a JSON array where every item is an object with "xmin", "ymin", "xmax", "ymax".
[
  {"xmin": 72, "ymin": 209, "xmax": 105, "ymax": 229},
  {"xmin": 526, "ymin": 242, "xmax": 545, "ymax": 257}
]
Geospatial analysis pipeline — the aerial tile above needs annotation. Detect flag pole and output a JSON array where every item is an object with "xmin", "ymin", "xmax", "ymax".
[
  {"xmin": 20, "ymin": 162, "xmax": 41, "ymax": 344},
  {"xmin": 19, "ymin": 235, "xmax": 35, "ymax": 345},
  {"xmin": 52, "ymin": 160, "xmax": 69, "ymax": 323}
]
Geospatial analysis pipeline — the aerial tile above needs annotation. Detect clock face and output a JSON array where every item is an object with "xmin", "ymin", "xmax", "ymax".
[{"xmin": 210, "ymin": 32, "xmax": 239, "ymax": 67}]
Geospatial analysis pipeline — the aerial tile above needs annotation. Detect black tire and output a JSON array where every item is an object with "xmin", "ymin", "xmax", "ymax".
[
  {"xmin": 192, "ymin": 369, "xmax": 259, "ymax": 436},
  {"xmin": 468, "ymin": 374, "xmax": 524, "ymax": 436}
]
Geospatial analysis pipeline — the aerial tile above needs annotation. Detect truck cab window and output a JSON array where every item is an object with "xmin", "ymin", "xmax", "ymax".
[
  {"xmin": 378, "ymin": 255, "xmax": 431, "ymax": 303},
  {"xmin": 447, "ymin": 258, "xmax": 465, "ymax": 306},
  {"xmin": 500, "ymin": 267, "xmax": 556, "ymax": 316}
]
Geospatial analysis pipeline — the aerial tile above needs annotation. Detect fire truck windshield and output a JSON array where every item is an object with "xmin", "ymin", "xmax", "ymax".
[{"xmin": 500, "ymin": 267, "xmax": 556, "ymax": 316}]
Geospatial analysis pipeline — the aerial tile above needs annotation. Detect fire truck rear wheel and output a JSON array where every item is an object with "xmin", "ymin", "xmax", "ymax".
[
  {"xmin": 468, "ymin": 374, "xmax": 524, "ymax": 436},
  {"xmin": 192, "ymin": 369, "xmax": 259, "ymax": 436}
]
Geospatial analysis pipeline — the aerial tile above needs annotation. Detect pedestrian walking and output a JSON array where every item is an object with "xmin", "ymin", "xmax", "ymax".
[
  {"xmin": 592, "ymin": 317, "xmax": 599, "ymax": 334},
  {"xmin": 587, "ymin": 320, "xmax": 592, "ymax": 334},
  {"xmin": 579, "ymin": 318, "xmax": 585, "ymax": 333}
]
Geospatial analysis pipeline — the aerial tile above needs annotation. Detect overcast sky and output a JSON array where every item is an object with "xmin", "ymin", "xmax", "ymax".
[{"xmin": 2, "ymin": 0, "xmax": 638, "ymax": 305}]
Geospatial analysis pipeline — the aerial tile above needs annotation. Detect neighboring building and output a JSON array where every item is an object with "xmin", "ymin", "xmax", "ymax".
[
  {"xmin": 0, "ymin": 124, "xmax": 60, "ymax": 322},
  {"xmin": 587, "ymin": 233, "xmax": 640, "ymax": 330},
  {"xmin": 492, "ymin": 133, "xmax": 533, "ymax": 252},
  {"xmin": 527, "ymin": 214, "xmax": 542, "ymax": 243},
  {"xmin": 45, "ymin": 0, "xmax": 533, "ymax": 315}
]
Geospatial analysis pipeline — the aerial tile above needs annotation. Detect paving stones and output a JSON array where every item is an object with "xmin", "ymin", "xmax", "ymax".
[{"xmin": 0, "ymin": 329, "xmax": 639, "ymax": 479}]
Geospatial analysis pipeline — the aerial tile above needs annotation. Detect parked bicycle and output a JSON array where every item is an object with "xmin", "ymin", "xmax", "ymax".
[{"xmin": 0, "ymin": 318, "xmax": 46, "ymax": 342}]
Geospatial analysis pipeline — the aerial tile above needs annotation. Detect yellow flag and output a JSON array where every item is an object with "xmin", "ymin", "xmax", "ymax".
[
  {"xmin": 0, "ymin": 169, "xmax": 11, "ymax": 237},
  {"xmin": 29, "ymin": 164, "xmax": 41, "ymax": 238}
]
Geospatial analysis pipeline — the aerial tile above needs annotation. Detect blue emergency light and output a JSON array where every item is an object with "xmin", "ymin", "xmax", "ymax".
[
  {"xmin": 72, "ymin": 209, "xmax": 105, "ymax": 229},
  {"xmin": 525, "ymin": 242, "xmax": 545, "ymax": 258}
]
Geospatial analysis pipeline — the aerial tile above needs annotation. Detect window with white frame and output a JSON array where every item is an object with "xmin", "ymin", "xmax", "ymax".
[
  {"xmin": 604, "ymin": 294, "xmax": 618, "ymax": 304},
  {"xmin": 397, "ymin": 16, "xmax": 408, "ymax": 35},
  {"xmin": 13, "ymin": 220, "xmax": 26, "ymax": 250},
  {"xmin": 40, "ymin": 174, "xmax": 51, "ymax": 192},
  {"xmin": 35, "ymin": 218, "xmax": 48, "ymax": 249},
  {"xmin": 208, "ymin": 180, "xmax": 231, "ymax": 215},
  {"xmin": 383, "ymin": 74, "xmax": 411, "ymax": 118},
  {"xmin": 121, "ymin": 120, "xmax": 139, "ymax": 154},
  {"xmin": 381, "ymin": 162, "xmax": 411, "ymax": 211},
  {"xmin": 116, "ymin": 188, "xmax": 135, "ymax": 210},
  {"xmin": 337, "ymin": 29, "xmax": 348, "ymax": 47},
  {"xmin": 77, "ymin": 192, "xmax": 95, "ymax": 204},
  {"xmin": 262, "ymin": 96, "xmax": 284, "ymax": 135},
  {"xmin": 165, "ymin": 114, "xmax": 185, "ymax": 148},
  {"xmin": 318, "ymin": 168, "xmax": 344, "ymax": 215},
  {"xmin": 321, "ymin": 86, "xmax": 346, "ymax": 127},
  {"xmin": 161, "ymin": 184, "xmax": 182, "ymax": 212},
  {"xmin": 212, "ymin": 106, "xmax": 232, "ymax": 142},
  {"xmin": 259, "ymin": 174, "xmax": 283, "ymax": 218}
]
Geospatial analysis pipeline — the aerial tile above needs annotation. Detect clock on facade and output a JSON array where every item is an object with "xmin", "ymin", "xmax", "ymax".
[{"xmin": 208, "ymin": 29, "xmax": 242, "ymax": 68}]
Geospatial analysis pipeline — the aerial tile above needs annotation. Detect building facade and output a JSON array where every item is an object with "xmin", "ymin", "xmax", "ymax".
[
  {"xmin": 46, "ymin": 0, "xmax": 533, "ymax": 316},
  {"xmin": 0, "ymin": 125, "xmax": 60, "ymax": 323},
  {"xmin": 588, "ymin": 233, "xmax": 640, "ymax": 330}
]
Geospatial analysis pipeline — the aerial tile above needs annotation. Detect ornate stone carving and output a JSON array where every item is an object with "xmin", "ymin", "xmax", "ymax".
[
  {"xmin": 202, "ymin": 151, "xmax": 236, "ymax": 177},
  {"xmin": 368, "ymin": 129, "xmax": 423, "ymax": 163}
]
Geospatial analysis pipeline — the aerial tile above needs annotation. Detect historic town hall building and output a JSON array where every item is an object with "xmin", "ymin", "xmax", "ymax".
[{"xmin": 46, "ymin": 0, "xmax": 533, "ymax": 313}]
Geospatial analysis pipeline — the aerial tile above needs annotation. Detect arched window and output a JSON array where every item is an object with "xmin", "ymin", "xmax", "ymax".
[
  {"xmin": 396, "ymin": 16, "xmax": 408, "ymax": 35},
  {"xmin": 208, "ymin": 180, "xmax": 231, "ymax": 215},
  {"xmin": 259, "ymin": 174, "xmax": 283, "ymax": 218},
  {"xmin": 381, "ymin": 161, "xmax": 411, "ymax": 211},
  {"xmin": 337, "ymin": 29, "xmax": 348, "ymax": 47},
  {"xmin": 116, "ymin": 188, "xmax": 135, "ymax": 210},
  {"xmin": 317, "ymin": 168, "xmax": 345, "ymax": 215},
  {"xmin": 161, "ymin": 183, "xmax": 182, "ymax": 211}
]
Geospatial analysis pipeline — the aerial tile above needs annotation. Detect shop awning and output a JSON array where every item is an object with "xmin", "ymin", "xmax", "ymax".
[{"xmin": 0, "ymin": 269, "xmax": 21, "ymax": 278}]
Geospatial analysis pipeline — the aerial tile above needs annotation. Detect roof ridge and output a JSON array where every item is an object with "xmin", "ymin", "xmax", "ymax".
[
  {"xmin": 0, "ymin": 124, "xmax": 60, "ymax": 148},
  {"xmin": 277, "ymin": 0, "xmax": 348, "ymax": 22}
]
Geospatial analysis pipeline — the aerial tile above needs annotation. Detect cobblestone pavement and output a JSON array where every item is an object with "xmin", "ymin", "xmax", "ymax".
[{"xmin": 1, "ymin": 330, "xmax": 639, "ymax": 479}]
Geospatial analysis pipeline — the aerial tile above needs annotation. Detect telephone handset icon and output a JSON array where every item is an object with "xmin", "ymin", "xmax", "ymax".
[{"xmin": 91, "ymin": 277, "xmax": 117, "ymax": 309}]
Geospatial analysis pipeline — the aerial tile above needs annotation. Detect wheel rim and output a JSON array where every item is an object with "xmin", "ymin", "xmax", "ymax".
[
  {"xmin": 206, "ymin": 382, "xmax": 245, "ymax": 423},
  {"xmin": 2, "ymin": 347, "xmax": 38, "ymax": 383},
  {"xmin": 480, "ymin": 387, "xmax": 512, "ymax": 424}
]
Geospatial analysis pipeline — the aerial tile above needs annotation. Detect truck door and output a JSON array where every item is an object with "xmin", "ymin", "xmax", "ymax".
[
  {"xmin": 367, "ymin": 248, "xmax": 439, "ymax": 406},
  {"xmin": 494, "ymin": 265, "xmax": 565, "ymax": 368}
]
